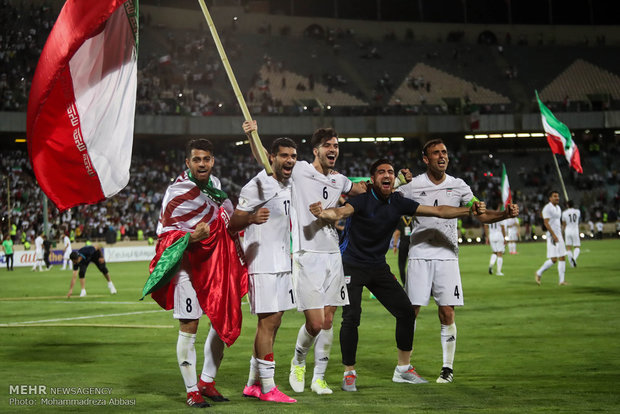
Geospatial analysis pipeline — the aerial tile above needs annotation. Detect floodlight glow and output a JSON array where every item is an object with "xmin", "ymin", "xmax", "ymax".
[
  {"xmin": 517, "ymin": 133, "xmax": 530, "ymax": 137},
  {"xmin": 489, "ymin": 134, "xmax": 502, "ymax": 138},
  {"xmin": 531, "ymin": 133, "xmax": 545, "ymax": 137},
  {"xmin": 347, "ymin": 138, "xmax": 360, "ymax": 142},
  {"xmin": 503, "ymin": 133, "xmax": 517, "ymax": 138},
  {"xmin": 391, "ymin": 137, "xmax": 405, "ymax": 142},
  {"xmin": 361, "ymin": 137, "xmax": 375, "ymax": 142},
  {"xmin": 465, "ymin": 135, "xmax": 474, "ymax": 139},
  {"xmin": 474, "ymin": 134, "xmax": 488, "ymax": 139},
  {"xmin": 476, "ymin": 237, "xmax": 481, "ymax": 242}
]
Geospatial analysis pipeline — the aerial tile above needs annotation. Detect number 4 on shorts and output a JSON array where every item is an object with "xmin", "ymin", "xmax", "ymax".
[{"xmin": 453, "ymin": 286, "xmax": 460, "ymax": 299}]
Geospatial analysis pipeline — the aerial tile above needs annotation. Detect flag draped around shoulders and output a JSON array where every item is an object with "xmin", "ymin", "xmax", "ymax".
[
  {"xmin": 501, "ymin": 163, "xmax": 511, "ymax": 209},
  {"xmin": 535, "ymin": 91, "xmax": 583, "ymax": 174},
  {"xmin": 27, "ymin": 0, "xmax": 139, "ymax": 211},
  {"xmin": 143, "ymin": 173, "xmax": 248, "ymax": 347}
]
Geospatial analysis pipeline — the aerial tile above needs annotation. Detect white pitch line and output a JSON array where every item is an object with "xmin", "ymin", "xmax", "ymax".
[{"xmin": 0, "ymin": 309, "xmax": 166, "ymax": 326}]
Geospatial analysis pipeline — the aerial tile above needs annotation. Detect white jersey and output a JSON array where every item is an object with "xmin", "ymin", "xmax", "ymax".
[
  {"xmin": 542, "ymin": 202, "xmax": 562, "ymax": 236},
  {"xmin": 237, "ymin": 170, "xmax": 292, "ymax": 274},
  {"xmin": 62, "ymin": 235, "xmax": 72, "ymax": 258},
  {"xmin": 503, "ymin": 217, "xmax": 519, "ymax": 240},
  {"xmin": 291, "ymin": 160, "xmax": 352, "ymax": 253},
  {"xmin": 397, "ymin": 173, "xmax": 475, "ymax": 260},
  {"xmin": 562, "ymin": 208, "xmax": 581, "ymax": 233},
  {"xmin": 488, "ymin": 221, "xmax": 505, "ymax": 240},
  {"xmin": 34, "ymin": 236, "xmax": 44, "ymax": 253}
]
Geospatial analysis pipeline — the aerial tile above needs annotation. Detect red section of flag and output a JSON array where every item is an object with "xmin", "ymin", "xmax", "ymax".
[
  {"xmin": 26, "ymin": 0, "xmax": 126, "ymax": 210},
  {"xmin": 150, "ymin": 209, "xmax": 248, "ymax": 347}
]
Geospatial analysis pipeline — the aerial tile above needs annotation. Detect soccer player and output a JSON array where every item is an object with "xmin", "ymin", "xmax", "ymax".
[
  {"xmin": 562, "ymin": 200, "xmax": 581, "ymax": 267},
  {"xmin": 229, "ymin": 137, "xmax": 298, "ymax": 404},
  {"xmin": 147, "ymin": 138, "xmax": 247, "ymax": 408},
  {"xmin": 2, "ymin": 234, "xmax": 14, "ymax": 271},
  {"xmin": 61, "ymin": 230, "xmax": 72, "ymax": 270},
  {"xmin": 504, "ymin": 217, "xmax": 520, "ymax": 254},
  {"xmin": 67, "ymin": 245, "xmax": 117, "ymax": 297},
  {"xmin": 397, "ymin": 139, "xmax": 518, "ymax": 384},
  {"xmin": 242, "ymin": 120, "xmax": 366, "ymax": 395},
  {"xmin": 32, "ymin": 233, "xmax": 44, "ymax": 271},
  {"xmin": 310, "ymin": 159, "xmax": 485, "ymax": 392},
  {"xmin": 535, "ymin": 190, "xmax": 567, "ymax": 286},
  {"xmin": 485, "ymin": 219, "xmax": 506, "ymax": 276}
]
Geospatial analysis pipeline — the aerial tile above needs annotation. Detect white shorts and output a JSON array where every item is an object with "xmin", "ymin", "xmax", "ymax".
[
  {"xmin": 507, "ymin": 228, "xmax": 518, "ymax": 242},
  {"xmin": 63, "ymin": 251, "xmax": 71, "ymax": 260},
  {"xmin": 35, "ymin": 250, "xmax": 43, "ymax": 260},
  {"xmin": 564, "ymin": 230, "xmax": 581, "ymax": 247},
  {"xmin": 405, "ymin": 259, "xmax": 464, "ymax": 307},
  {"xmin": 489, "ymin": 234, "xmax": 505, "ymax": 253},
  {"xmin": 248, "ymin": 272, "xmax": 296, "ymax": 314},
  {"xmin": 173, "ymin": 271, "xmax": 203, "ymax": 320},
  {"xmin": 292, "ymin": 251, "xmax": 349, "ymax": 311},
  {"xmin": 546, "ymin": 233, "xmax": 567, "ymax": 258}
]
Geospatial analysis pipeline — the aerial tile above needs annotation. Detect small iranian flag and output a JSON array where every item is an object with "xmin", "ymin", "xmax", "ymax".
[
  {"xmin": 501, "ymin": 163, "xmax": 511, "ymax": 210},
  {"xmin": 535, "ymin": 91, "xmax": 583, "ymax": 174}
]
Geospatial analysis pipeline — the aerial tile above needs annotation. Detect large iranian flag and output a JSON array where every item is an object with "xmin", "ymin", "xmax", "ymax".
[
  {"xmin": 535, "ymin": 91, "xmax": 583, "ymax": 174},
  {"xmin": 500, "ymin": 163, "xmax": 511, "ymax": 209},
  {"xmin": 27, "ymin": 0, "xmax": 139, "ymax": 211}
]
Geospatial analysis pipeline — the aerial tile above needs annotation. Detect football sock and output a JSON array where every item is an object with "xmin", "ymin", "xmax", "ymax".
[
  {"xmin": 440, "ymin": 323, "xmax": 457, "ymax": 369},
  {"xmin": 200, "ymin": 326, "xmax": 224, "ymax": 383},
  {"xmin": 536, "ymin": 259, "xmax": 554, "ymax": 275},
  {"xmin": 396, "ymin": 364, "xmax": 411, "ymax": 372},
  {"xmin": 574, "ymin": 247, "xmax": 580, "ymax": 260},
  {"xmin": 177, "ymin": 331, "xmax": 198, "ymax": 392},
  {"xmin": 257, "ymin": 358, "xmax": 276, "ymax": 393},
  {"xmin": 293, "ymin": 324, "xmax": 316, "ymax": 365},
  {"xmin": 497, "ymin": 257, "xmax": 503, "ymax": 273},
  {"xmin": 489, "ymin": 254, "xmax": 497, "ymax": 266},
  {"xmin": 566, "ymin": 250, "xmax": 574, "ymax": 262},
  {"xmin": 312, "ymin": 327, "xmax": 333, "ymax": 382},
  {"xmin": 558, "ymin": 261, "xmax": 566, "ymax": 284},
  {"xmin": 247, "ymin": 356, "xmax": 259, "ymax": 387}
]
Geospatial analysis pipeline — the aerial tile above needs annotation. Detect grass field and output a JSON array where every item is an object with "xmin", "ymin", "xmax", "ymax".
[{"xmin": 1, "ymin": 239, "xmax": 619, "ymax": 413}]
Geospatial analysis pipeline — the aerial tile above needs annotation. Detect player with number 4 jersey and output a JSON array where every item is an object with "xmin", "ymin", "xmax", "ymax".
[{"xmin": 397, "ymin": 139, "xmax": 518, "ymax": 384}]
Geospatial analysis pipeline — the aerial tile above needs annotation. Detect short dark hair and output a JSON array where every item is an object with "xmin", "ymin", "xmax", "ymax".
[
  {"xmin": 566, "ymin": 200, "xmax": 574, "ymax": 208},
  {"xmin": 422, "ymin": 139, "xmax": 445, "ymax": 157},
  {"xmin": 310, "ymin": 128, "xmax": 338, "ymax": 148},
  {"xmin": 548, "ymin": 190, "xmax": 559, "ymax": 198},
  {"xmin": 271, "ymin": 137, "xmax": 297, "ymax": 154},
  {"xmin": 370, "ymin": 158, "xmax": 393, "ymax": 176},
  {"xmin": 185, "ymin": 139, "xmax": 214, "ymax": 159},
  {"xmin": 69, "ymin": 251, "xmax": 79, "ymax": 261}
]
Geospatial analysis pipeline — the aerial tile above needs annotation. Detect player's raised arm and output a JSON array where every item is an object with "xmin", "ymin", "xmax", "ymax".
[
  {"xmin": 416, "ymin": 201, "xmax": 486, "ymax": 219},
  {"xmin": 242, "ymin": 120, "xmax": 270, "ymax": 168},
  {"xmin": 309, "ymin": 201, "xmax": 355, "ymax": 223},
  {"xmin": 228, "ymin": 207, "xmax": 270, "ymax": 233},
  {"xmin": 477, "ymin": 202, "xmax": 519, "ymax": 223}
]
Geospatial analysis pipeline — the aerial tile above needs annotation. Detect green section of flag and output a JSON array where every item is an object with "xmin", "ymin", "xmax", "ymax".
[
  {"xmin": 141, "ymin": 233, "xmax": 190, "ymax": 299},
  {"xmin": 535, "ymin": 91, "xmax": 573, "ymax": 148}
]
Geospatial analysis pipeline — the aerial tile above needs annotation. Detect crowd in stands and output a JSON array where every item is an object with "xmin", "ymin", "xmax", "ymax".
[{"xmin": 2, "ymin": 134, "xmax": 619, "ymax": 245}]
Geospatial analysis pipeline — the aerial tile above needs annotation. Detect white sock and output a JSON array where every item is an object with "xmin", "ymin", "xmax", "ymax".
[
  {"xmin": 200, "ymin": 326, "xmax": 224, "ymax": 383},
  {"xmin": 312, "ymin": 327, "xmax": 333, "ymax": 382},
  {"xmin": 107, "ymin": 281, "xmax": 116, "ymax": 292},
  {"xmin": 567, "ymin": 250, "xmax": 574, "ymax": 262},
  {"xmin": 293, "ymin": 324, "xmax": 316, "ymax": 366},
  {"xmin": 558, "ymin": 261, "xmax": 566, "ymax": 283},
  {"xmin": 257, "ymin": 358, "xmax": 276, "ymax": 393},
  {"xmin": 497, "ymin": 257, "xmax": 503, "ymax": 273},
  {"xmin": 344, "ymin": 369, "xmax": 357, "ymax": 376},
  {"xmin": 177, "ymin": 331, "xmax": 198, "ymax": 392},
  {"xmin": 489, "ymin": 253, "xmax": 497, "ymax": 266},
  {"xmin": 396, "ymin": 364, "xmax": 411, "ymax": 372},
  {"xmin": 440, "ymin": 323, "xmax": 457, "ymax": 369},
  {"xmin": 536, "ymin": 259, "xmax": 554, "ymax": 276},
  {"xmin": 574, "ymin": 247, "xmax": 580, "ymax": 260},
  {"xmin": 80, "ymin": 289, "xmax": 86, "ymax": 296},
  {"xmin": 247, "ymin": 356, "xmax": 260, "ymax": 387}
]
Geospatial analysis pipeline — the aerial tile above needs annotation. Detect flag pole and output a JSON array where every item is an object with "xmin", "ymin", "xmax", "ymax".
[
  {"xmin": 550, "ymin": 152, "xmax": 569, "ymax": 201},
  {"xmin": 197, "ymin": 0, "xmax": 273, "ymax": 175}
]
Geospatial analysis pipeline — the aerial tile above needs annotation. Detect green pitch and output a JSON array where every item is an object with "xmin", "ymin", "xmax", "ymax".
[{"xmin": 1, "ymin": 240, "xmax": 619, "ymax": 413}]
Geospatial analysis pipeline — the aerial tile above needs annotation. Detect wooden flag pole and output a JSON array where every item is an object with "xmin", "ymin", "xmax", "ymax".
[
  {"xmin": 197, "ymin": 0, "xmax": 273, "ymax": 175},
  {"xmin": 550, "ymin": 152, "xmax": 569, "ymax": 201}
]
